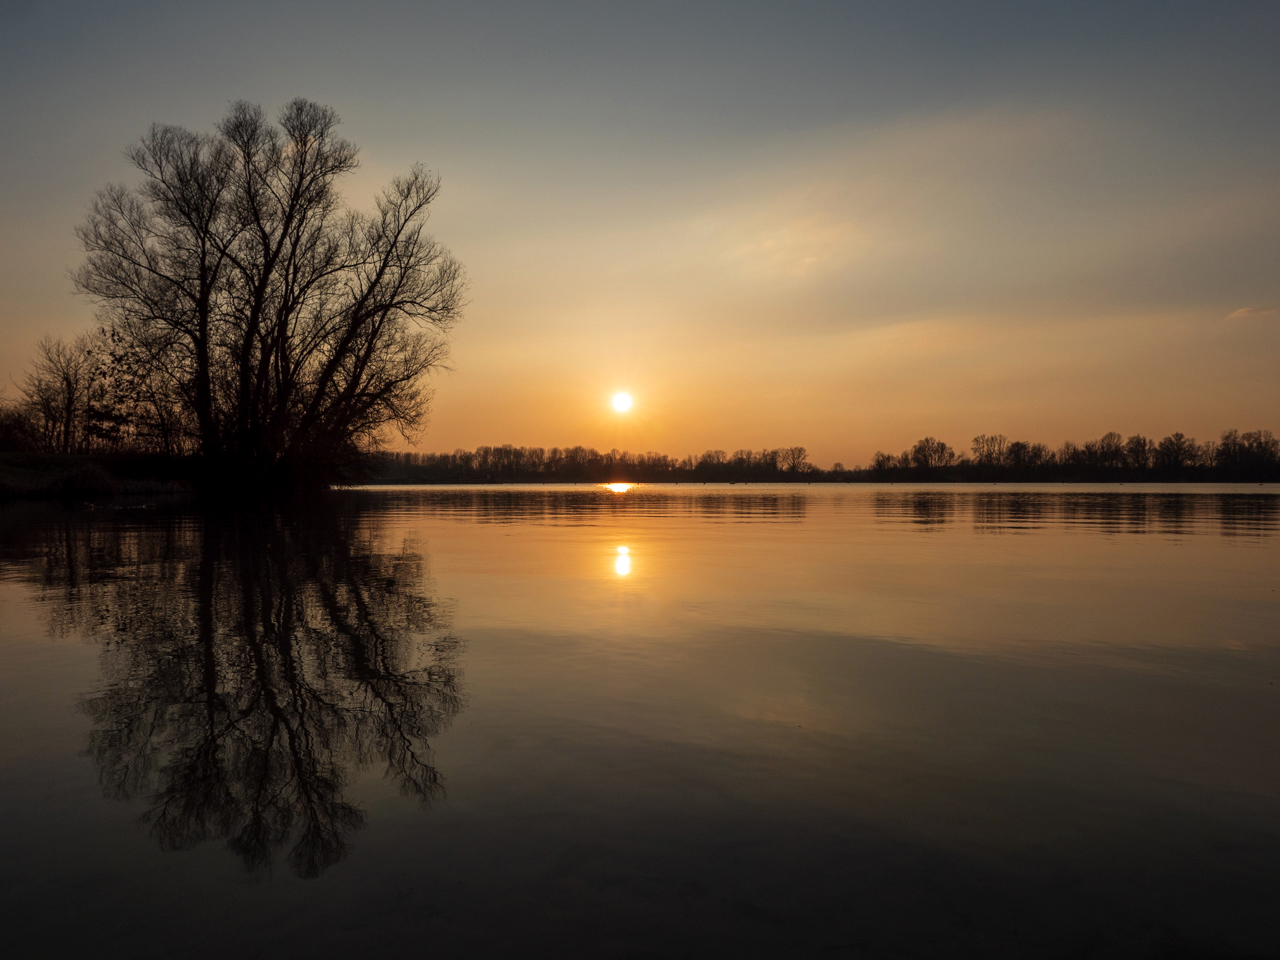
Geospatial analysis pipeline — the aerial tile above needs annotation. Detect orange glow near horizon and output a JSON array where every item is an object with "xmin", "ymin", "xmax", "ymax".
[
  {"xmin": 4, "ymin": 78, "xmax": 1278, "ymax": 472},
  {"xmin": 604, "ymin": 483, "xmax": 635, "ymax": 493}
]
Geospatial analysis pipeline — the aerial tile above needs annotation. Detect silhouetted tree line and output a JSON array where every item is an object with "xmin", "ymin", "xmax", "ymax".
[
  {"xmin": 374, "ymin": 444, "xmax": 821, "ymax": 482},
  {"xmin": 368, "ymin": 428, "xmax": 1279, "ymax": 484},
  {"xmin": 0, "ymin": 99, "xmax": 464, "ymax": 487},
  {"xmin": 869, "ymin": 430, "xmax": 1280, "ymax": 482}
]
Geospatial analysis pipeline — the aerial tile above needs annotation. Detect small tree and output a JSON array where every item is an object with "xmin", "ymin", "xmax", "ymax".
[
  {"xmin": 910, "ymin": 437, "xmax": 956, "ymax": 469},
  {"xmin": 1154, "ymin": 433, "xmax": 1196, "ymax": 471},
  {"xmin": 1006, "ymin": 440, "xmax": 1050, "ymax": 470},
  {"xmin": 870, "ymin": 451, "xmax": 895, "ymax": 472},
  {"xmin": 780, "ymin": 446, "xmax": 810, "ymax": 473},
  {"xmin": 697, "ymin": 449, "xmax": 729, "ymax": 471},
  {"xmin": 1084, "ymin": 431, "xmax": 1125, "ymax": 469},
  {"xmin": 1242, "ymin": 430, "xmax": 1280, "ymax": 467},
  {"xmin": 971, "ymin": 434, "xmax": 1009, "ymax": 467},
  {"xmin": 1124, "ymin": 434, "xmax": 1153, "ymax": 470},
  {"xmin": 20, "ymin": 334, "xmax": 99, "ymax": 454}
]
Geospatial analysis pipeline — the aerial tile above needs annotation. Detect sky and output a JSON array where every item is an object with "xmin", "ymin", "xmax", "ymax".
[{"xmin": 2, "ymin": 0, "xmax": 1278, "ymax": 467}]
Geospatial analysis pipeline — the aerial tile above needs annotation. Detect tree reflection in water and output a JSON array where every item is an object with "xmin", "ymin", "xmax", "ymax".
[{"xmin": 25, "ymin": 508, "xmax": 463, "ymax": 878}]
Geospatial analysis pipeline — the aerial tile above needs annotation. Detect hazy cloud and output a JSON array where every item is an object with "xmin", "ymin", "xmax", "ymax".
[{"xmin": 1224, "ymin": 306, "xmax": 1278, "ymax": 321}]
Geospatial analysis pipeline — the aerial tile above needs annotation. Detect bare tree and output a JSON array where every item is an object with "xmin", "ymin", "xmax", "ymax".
[
  {"xmin": 781, "ymin": 446, "xmax": 809, "ymax": 472},
  {"xmin": 75, "ymin": 99, "xmax": 465, "ymax": 482},
  {"xmin": 20, "ymin": 334, "xmax": 99, "ymax": 453},
  {"xmin": 1217, "ymin": 429, "xmax": 1280, "ymax": 474},
  {"xmin": 1154, "ymin": 432, "xmax": 1196, "ymax": 471},
  {"xmin": 1083, "ymin": 431, "xmax": 1125, "ymax": 469},
  {"xmin": 971, "ymin": 434, "xmax": 1009, "ymax": 467},
  {"xmin": 910, "ymin": 437, "xmax": 957, "ymax": 469},
  {"xmin": 1057, "ymin": 440, "xmax": 1082, "ymax": 467},
  {"xmin": 870, "ymin": 451, "xmax": 896, "ymax": 472},
  {"xmin": 1124, "ymin": 434, "xmax": 1153, "ymax": 470},
  {"xmin": 1005, "ymin": 440, "xmax": 1051, "ymax": 469},
  {"xmin": 697, "ymin": 449, "xmax": 729, "ymax": 470}
]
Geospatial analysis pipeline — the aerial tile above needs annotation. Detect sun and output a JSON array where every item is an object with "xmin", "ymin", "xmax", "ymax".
[{"xmin": 611, "ymin": 392, "xmax": 633, "ymax": 413}]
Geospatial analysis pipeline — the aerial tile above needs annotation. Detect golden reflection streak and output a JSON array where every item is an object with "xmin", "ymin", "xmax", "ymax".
[{"xmin": 615, "ymin": 546, "xmax": 631, "ymax": 576}]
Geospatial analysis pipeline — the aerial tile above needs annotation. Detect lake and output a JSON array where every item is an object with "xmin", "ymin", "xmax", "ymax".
[{"xmin": 0, "ymin": 484, "xmax": 1277, "ymax": 958}]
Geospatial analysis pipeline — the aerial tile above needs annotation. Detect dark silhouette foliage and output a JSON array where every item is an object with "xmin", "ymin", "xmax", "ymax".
[
  {"xmin": 54, "ymin": 99, "xmax": 465, "ymax": 485},
  {"xmin": 369, "ymin": 428, "xmax": 1280, "ymax": 484},
  {"xmin": 867, "ymin": 429, "xmax": 1280, "ymax": 482},
  {"xmin": 373, "ymin": 444, "xmax": 817, "ymax": 482}
]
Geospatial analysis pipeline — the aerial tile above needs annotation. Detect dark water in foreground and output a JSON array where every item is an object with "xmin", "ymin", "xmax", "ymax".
[{"xmin": 0, "ymin": 484, "xmax": 1277, "ymax": 958}]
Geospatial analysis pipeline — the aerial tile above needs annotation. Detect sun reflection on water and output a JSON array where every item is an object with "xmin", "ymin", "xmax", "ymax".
[
  {"xmin": 615, "ymin": 546, "xmax": 631, "ymax": 576},
  {"xmin": 603, "ymin": 483, "xmax": 635, "ymax": 494}
]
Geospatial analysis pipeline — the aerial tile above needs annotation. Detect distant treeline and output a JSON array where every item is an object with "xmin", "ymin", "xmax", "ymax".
[
  {"xmin": 372, "ymin": 429, "xmax": 1280, "ymax": 483},
  {"xmin": 375, "ymin": 446, "xmax": 818, "ymax": 483},
  {"xmin": 866, "ymin": 431, "xmax": 1280, "ymax": 482}
]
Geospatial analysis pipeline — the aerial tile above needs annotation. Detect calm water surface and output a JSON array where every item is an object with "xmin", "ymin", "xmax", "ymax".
[{"xmin": 0, "ymin": 484, "xmax": 1277, "ymax": 958}]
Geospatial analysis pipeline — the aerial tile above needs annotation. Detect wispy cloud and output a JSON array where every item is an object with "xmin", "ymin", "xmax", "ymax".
[{"xmin": 1224, "ymin": 306, "xmax": 1277, "ymax": 321}]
